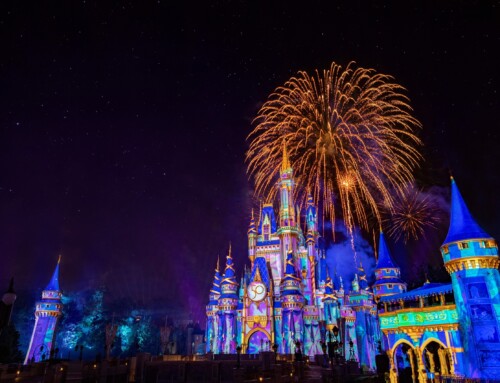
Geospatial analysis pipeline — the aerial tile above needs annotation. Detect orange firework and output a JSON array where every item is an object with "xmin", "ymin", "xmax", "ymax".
[
  {"xmin": 246, "ymin": 61, "xmax": 422, "ymax": 234},
  {"xmin": 383, "ymin": 185, "xmax": 443, "ymax": 243}
]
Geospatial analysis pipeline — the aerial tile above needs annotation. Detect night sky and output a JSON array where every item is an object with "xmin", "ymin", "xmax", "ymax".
[{"xmin": 1, "ymin": 2, "xmax": 499, "ymax": 320}]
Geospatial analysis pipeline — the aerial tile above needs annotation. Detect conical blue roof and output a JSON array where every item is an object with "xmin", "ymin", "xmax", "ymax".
[
  {"xmin": 221, "ymin": 254, "xmax": 236, "ymax": 285},
  {"xmin": 324, "ymin": 269, "xmax": 335, "ymax": 301},
  {"xmin": 248, "ymin": 210, "xmax": 257, "ymax": 234},
  {"xmin": 376, "ymin": 232, "xmax": 398, "ymax": 269},
  {"xmin": 45, "ymin": 257, "xmax": 61, "ymax": 291},
  {"xmin": 220, "ymin": 246, "xmax": 238, "ymax": 299},
  {"xmin": 284, "ymin": 252, "xmax": 298, "ymax": 278},
  {"xmin": 209, "ymin": 258, "xmax": 221, "ymax": 304},
  {"xmin": 281, "ymin": 252, "xmax": 302, "ymax": 296},
  {"xmin": 443, "ymin": 177, "xmax": 491, "ymax": 244}
]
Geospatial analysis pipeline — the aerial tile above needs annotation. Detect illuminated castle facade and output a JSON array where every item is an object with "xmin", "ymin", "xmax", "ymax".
[
  {"xmin": 206, "ymin": 151, "xmax": 500, "ymax": 379},
  {"xmin": 377, "ymin": 178, "xmax": 500, "ymax": 381},
  {"xmin": 206, "ymin": 148, "xmax": 380, "ymax": 370},
  {"xmin": 24, "ymin": 257, "xmax": 63, "ymax": 364}
]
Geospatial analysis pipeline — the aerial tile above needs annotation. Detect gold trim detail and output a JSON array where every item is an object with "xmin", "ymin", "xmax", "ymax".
[
  {"xmin": 444, "ymin": 256, "xmax": 500, "ymax": 273},
  {"xmin": 382, "ymin": 323, "xmax": 460, "ymax": 335},
  {"xmin": 379, "ymin": 304, "xmax": 457, "ymax": 316}
]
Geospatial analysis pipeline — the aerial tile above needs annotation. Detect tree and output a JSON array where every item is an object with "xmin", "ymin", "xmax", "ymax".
[{"xmin": 0, "ymin": 324, "xmax": 23, "ymax": 363}]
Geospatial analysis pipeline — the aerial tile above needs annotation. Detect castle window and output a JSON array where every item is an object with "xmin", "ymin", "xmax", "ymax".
[
  {"xmin": 442, "ymin": 245, "xmax": 449, "ymax": 254},
  {"xmin": 482, "ymin": 240, "xmax": 497, "ymax": 249},
  {"xmin": 263, "ymin": 224, "xmax": 270, "ymax": 241},
  {"xmin": 388, "ymin": 284, "xmax": 393, "ymax": 289},
  {"xmin": 458, "ymin": 242, "xmax": 469, "ymax": 250}
]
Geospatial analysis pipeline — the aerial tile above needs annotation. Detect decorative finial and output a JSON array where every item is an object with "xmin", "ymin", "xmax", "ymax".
[
  {"xmin": 228, "ymin": 242, "xmax": 232, "ymax": 258},
  {"xmin": 58, "ymin": 254, "xmax": 62, "ymax": 264},
  {"xmin": 281, "ymin": 140, "xmax": 291, "ymax": 173},
  {"xmin": 216, "ymin": 255, "xmax": 220, "ymax": 272},
  {"xmin": 424, "ymin": 273, "xmax": 430, "ymax": 284}
]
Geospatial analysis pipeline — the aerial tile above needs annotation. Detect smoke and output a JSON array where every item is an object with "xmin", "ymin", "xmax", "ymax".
[{"xmin": 325, "ymin": 220, "xmax": 375, "ymax": 288}]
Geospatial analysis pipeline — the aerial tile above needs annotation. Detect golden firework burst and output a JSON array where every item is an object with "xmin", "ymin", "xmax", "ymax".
[{"xmin": 246, "ymin": 61, "xmax": 422, "ymax": 234}]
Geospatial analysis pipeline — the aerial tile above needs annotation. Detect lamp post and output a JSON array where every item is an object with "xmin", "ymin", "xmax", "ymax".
[
  {"xmin": 332, "ymin": 325, "xmax": 340, "ymax": 364},
  {"xmin": 348, "ymin": 339, "xmax": 356, "ymax": 362},
  {"xmin": 272, "ymin": 343, "xmax": 278, "ymax": 364},
  {"xmin": 236, "ymin": 345, "xmax": 242, "ymax": 369},
  {"xmin": 294, "ymin": 340, "xmax": 302, "ymax": 362},
  {"xmin": 0, "ymin": 278, "xmax": 17, "ymax": 335}
]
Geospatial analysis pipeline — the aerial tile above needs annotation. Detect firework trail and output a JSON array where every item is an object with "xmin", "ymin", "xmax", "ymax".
[{"xmin": 246, "ymin": 61, "xmax": 422, "ymax": 245}]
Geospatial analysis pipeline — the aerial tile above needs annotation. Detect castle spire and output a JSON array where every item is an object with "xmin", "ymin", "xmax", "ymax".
[
  {"xmin": 373, "ymin": 232, "xmax": 406, "ymax": 299},
  {"xmin": 220, "ymin": 244, "xmax": 238, "ymax": 298},
  {"xmin": 375, "ymin": 232, "xmax": 398, "ymax": 269},
  {"xmin": 45, "ymin": 255, "xmax": 61, "ymax": 292},
  {"xmin": 248, "ymin": 209, "xmax": 257, "ymax": 234},
  {"xmin": 208, "ymin": 258, "xmax": 221, "ymax": 305},
  {"xmin": 281, "ymin": 140, "xmax": 291, "ymax": 174},
  {"xmin": 443, "ymin": 177, "xmax": 492, "ymax": 245}
]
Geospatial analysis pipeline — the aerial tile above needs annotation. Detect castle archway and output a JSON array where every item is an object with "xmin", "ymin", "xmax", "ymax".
[
  {"xmin": 392, "ymin": 341, "xmax": 418, "ymax": 383},
  {"xmin": 421, "ymin": 339, "xmax": 451, "ymax": 379},
  {"xmin": 247, "ymin": 329, "xmax": 270, "ymax": 354}
]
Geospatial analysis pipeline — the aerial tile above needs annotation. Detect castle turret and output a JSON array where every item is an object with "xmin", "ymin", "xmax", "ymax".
[
  {"xmin": 305, "ymin": 193, "xmax": 318, "ymax": 302},
  {"xmin": 218, "ymin": 245, "xmax": 239, "ymax": 354},
  {"xmin": 248, "ymin": 210, "xmax": 257, "ymax": 265},
  {"xmin": 278, "ymin": 143, "xmax": 300, "ymax": 273},
  {"xmin": 281, "ymin": 252, "xmax": 304, "ymax": 353},
  {"xmin": 323, "ymin": 271, "xmax": 339, "ymax": 333},
  {"xmin": 25, "ymin": 257, "xmax": 63, "ymax": 364},
  {"xmin": 373, "ymin": 232, "xmax": 406, "ymax": 300},
  {"xmin": 358, "ymin": 263, "xmax": 368, "ymax": 290},
  {"xmin": 205, "ymin": 258, "xmax": 221, "ymax": 353},
  {"xmin": 440, "ymin": 177, "xmax": 500, "ymax": 379}
]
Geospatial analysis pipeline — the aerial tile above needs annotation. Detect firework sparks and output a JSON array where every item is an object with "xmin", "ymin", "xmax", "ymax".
[
  {"xmin": 383, "ymin": 185, "xmax": 443, "ymax": 243},
  {"xmin": 246, "ymin": 61, "xmax": 422, "ymax": 236}
]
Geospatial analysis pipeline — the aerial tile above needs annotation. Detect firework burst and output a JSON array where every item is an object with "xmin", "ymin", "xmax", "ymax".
[
  {"xmin": 382, "ymin": 185, "xmax": 443, "ymax": 243},
  {"xmin": 246, "ymin": 61, "xmax": 422, "ymax": 234}
]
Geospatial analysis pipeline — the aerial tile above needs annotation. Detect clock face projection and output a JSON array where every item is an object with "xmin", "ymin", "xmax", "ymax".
[{"xmin": 247, "ymin": 281, "xmax": 267, "ymax": 302}]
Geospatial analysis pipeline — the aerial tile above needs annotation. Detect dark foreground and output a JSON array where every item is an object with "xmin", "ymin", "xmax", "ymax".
[{"xmin": 1, "ymin": 352, "xmax": 483, "ymax": 383}]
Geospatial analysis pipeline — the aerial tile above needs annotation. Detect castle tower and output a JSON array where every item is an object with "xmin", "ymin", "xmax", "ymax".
[
  {"xmin": 277, "ymin": 143, "xmax": 300, "ymax": 273},
  {"xmin": 323, "ymin": 271, "xmax": 339, "ymax": 332},
  {"xmin": 205, "ymin": 258, "xmax": 221, "ymax": 353},
  {"xmin": 218, "ymin": 245, "xmax": 239, "ymax": 354},
  {"xmin": 248, "ymin": 210, "xmax": 257, "ymax": 266},
  {"xmin": 304, "ymin": 193, "xmax": 318, "ymax": 304},
  {"xmin": 24, "ymin": 257, "xmax": 63, "ymax": 364},
  {"xmin": 373, "ymin": 231, "xmax": 406, "ymax": 300},
  {"xmin": 280, "ymin": 252, "xmax": 304, "ymax": 353},
  {"xmin": 440, "ymin": 177, "xmax": 500, "ymax": 379}
]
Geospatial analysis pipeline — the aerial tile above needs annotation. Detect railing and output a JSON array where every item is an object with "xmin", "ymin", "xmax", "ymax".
[{"xmin": 439, "ymin": 375, "xmax": 488, "ymax": 383}]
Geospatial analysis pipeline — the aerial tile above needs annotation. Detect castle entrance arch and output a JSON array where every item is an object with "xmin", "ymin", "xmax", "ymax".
[
  {"xmin": 247, "ymin": 330, "xmax": 270, "ymax": 354},
  {"xmin": 393, "ymin": 342, "xmax": 418, "ymax": 383},
  {"xmin": 422, "ymin": 340, "xmax": 452, "ymax": 380}
]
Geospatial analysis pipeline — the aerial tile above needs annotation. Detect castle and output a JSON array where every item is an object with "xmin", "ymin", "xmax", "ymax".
[
  {"xmin": 205, "ymin": 147, "xmax": 380, "ymax": 370},
  {"xmin": 20, "ymin": 148, "xmax": 500, "ymax": 379},
  {"xmin": 205, "ymin": 148, "xmax": 500, "ymax": 380}
]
